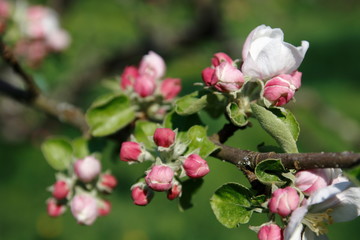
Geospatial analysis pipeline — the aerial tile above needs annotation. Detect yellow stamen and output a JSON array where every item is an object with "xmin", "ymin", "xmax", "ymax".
[{"xmin": 302, "ymin": 209, "xmax": 333, "ymax": 236}]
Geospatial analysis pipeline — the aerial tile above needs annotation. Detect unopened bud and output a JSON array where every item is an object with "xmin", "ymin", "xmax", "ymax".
[
  {"xmin": 47, "ymin": 198, "xmax": 66, "ymax": 217},
  {"xmin": 160, "ymin": 78, "xmax": 181, "ymax": 100},
  {"xmin": 70, "ymin": 193, "xmax": 98, "ymax": 225},
  {"xmin": 138, "ymin": 51, "xmax": 166, "ymax": 80},
  {"xmin": 98, "ymin": 200, "xmax": 111, "ymax": 216},
  {"xmin": 120, "ymin": 141, "xmax": 142, "ymax": 162},
  {"xmin": 133, "ymin": 75, "xmax": 156, "ymax": 97},
  {"xmin": 167, "ymin": 182, "xmax": 182, "ymax": 200},
  {"xmin": 268, "ymin": 187, "xmax": 299, "ymax": 217},
  {"xmin": 153, "ymin": 128, "xmax": 175, "ymax": 148},
  {"xmin": 131, "ymin": 185, "xmax": 154, "ymax": 206},
  {"xmin": 183, "ymin": 154, "xmax": 210, "ymax": 178},
  {"xmin": 52, "ymin": 180, "xmax": 70, "ymax": 200},
  {"xmin": 120, "ymin": 66, "xmax": 139, "ymax": 90},
  {"xmin": 98, "ymin": 173, "xmax": 118, "ymax": 193},
  {"xmin": 257, "ymin": 224, "xmax": 283, "ymax": 240},
  {"xmin": 211, "ymin": 52, "xmax": 234, "ymax": 67},
  {"xmin": 74, "ymin": 156, "xmax": 101, "ymax": 183},
  {"xmin": 213, "ymin": 62, "xmax": 244, "ymax": 92},
  {"xmin": 295, "ymin": 169, "xmax": 340, "ymax": 195},
  {"xmin": 145, "ymin": 165, "xmax": 174, "ymax": 191}
]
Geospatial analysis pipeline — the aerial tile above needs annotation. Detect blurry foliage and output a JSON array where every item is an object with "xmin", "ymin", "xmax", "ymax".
[{"xmin": 1, "ymin": 0, "xmax": 360, "ymax": 239}]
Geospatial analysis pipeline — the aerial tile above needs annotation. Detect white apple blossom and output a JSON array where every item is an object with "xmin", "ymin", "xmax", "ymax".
[
  {"xmin": 284, "ymin": 179, "xmax": 360, "ymax": 240},
  {"xmin": 242, "ymin": 25, "xmax": 309, "ymax": 80}
]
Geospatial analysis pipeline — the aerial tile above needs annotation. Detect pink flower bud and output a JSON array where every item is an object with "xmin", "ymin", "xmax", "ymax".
[
  {"xmin": 153, "ymin": 128, "xmax": 176, "ymax": 148},
  {"xmin": 160, "ymin": 78, "xmax": 181, "ymax": 100},
  {"xmin": 183, "ymin": 154, "xmax": 210, "ymax": 178},
  {"xmin": 52, "ymin": 180, "xmax": 70, "ymax": 200},
  {"xmin": 74, "ymin": 156, "xmax": 101, "ymax": 183},
  {"xmin": 295, "ymin": 169, "xmax": 338, "ymax": 195},
  {"xmin": 263, "ymin": 72, "xmax": 302, "ymax": 106},
  {"xmin": 46, "ymin": 29, "xmax": 70, "ymax": 51},
  {"xmin": 213, "ymin": 62, "xmax": 244, "ymax": 92},
  {"xmin": 120, "ymin": 66, "xmax": 139, "ymax": 90},
  {"xmin": 202, "ymin": 67, "xmax": 217, "ymax": 86},
  {"xmin": 167, "ymin": 182, "xmax": 182, "ymax": 200},
  {"xmin": 145, "ymin": 165, "xmax": 174, "ymax": 191},
  {"xmin": 47, "ymin": 198, "xmax": 66, "ymax": 217},
  {"xmin": 131, "ymin": 185, "xmax": 154, "ymax": 206},
  {"xmin": 98, "ymin": 200, "xmax": 111, "ymax": 216},
  {"xmin": 120, "ymin": 141, "xmax": 142, "ymax": 162},
  {"xmin": 139, "ymin": 51, "xmax": 166, "ymax": 80},
  {"xmin": 268, "ymin": 187, "xmax": 299, "ymax": 217},
  {"xmin": 257, "ymin": 224, "xmax": 283, "ymax": 240},
  {"xmin": 70, "ymin": 194, "xmax": 98, "ymax": 225},
  {"xmin": 98, "ymin": 173, "xmax": 118, "ymax": 193},
  {"xmin": 211, "ymin": 52, "xmax": 234, "ymax": 67},
  {"xmin": 133, "ymin": 75, "xmax": 156, "ymax": 97}
]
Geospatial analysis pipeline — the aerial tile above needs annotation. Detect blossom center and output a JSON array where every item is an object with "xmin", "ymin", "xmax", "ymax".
[{"xmin": 302, "ymin": 209, "xmax": 333, "ymax": 236}]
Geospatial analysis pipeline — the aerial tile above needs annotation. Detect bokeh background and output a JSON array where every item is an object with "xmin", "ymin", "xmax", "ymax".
[{"xmin": 1, "ymin": 0, "xmax": 360, "ymax": 239}]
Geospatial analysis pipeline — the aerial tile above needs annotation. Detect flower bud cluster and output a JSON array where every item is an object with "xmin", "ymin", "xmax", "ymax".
[
  {"xmin": 46, "ymin": 156, "xmax": 118, "ymax": 225},
  {"xmin": 254, "ymin": 168, "xmax": 347, "ymax": 240},
  {"xmin": 119, "ymin": 127, "xmax": 210, "ymax": 206},
  {"xmin": 202, "ymin": 25, "xmax": 309, "ymax": 107},
  {"xmin": 0, "ymin": 3, "xmax": 71, "ymax": 67},
  {"xmin": 120, "ymin": 51, "xmax": 181, "ymax": 120}
]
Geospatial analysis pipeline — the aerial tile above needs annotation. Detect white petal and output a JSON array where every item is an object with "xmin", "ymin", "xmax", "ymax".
[
  {"xmin": 329, "ymin": 186, "xmax": 360, "ymax": 222},
  {"xmin": 308, "ymin": 181, "xmax": 352, "ymax": 206},
  {"xmin": 285, "ymin": 206, "xmax": 308, "ymax": 240},
  {"xmin": 303, "ymin": 228, "xmax": 329, "ymax": 240}
]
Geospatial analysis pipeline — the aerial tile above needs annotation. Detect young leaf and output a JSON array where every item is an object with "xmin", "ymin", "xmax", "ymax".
[
  {"xmin": 134, "ymin": 120, "xmax": 158, "ymax": 148},
  {"xmin": 268, "ymin": 108, "xmax": 300, "ymax": 141},
  {"xmin": 72, "ymin": 137, "xmax": 89, "ymax": 158},
  {"xmin": 210, "ymin": 183, "xmax": 254, "ymax": 228},
  {"xmin": 226, "ymin": 102, "xmax": 248, "ymax": 127},
  {"xmin": 178, "ymin": 178, "xmax": 204, "ymax": 211},
  {"xmin": 86, "ymin": 94, "xmax": 135, "ymax": 137},
  {"xmin": 175, "ymin": 91, "xmax": 208, "ymax": 116},
  {"xmin": 250, "ymin": 103, "xmax": 298, "ymax": 153},
  {"xmin": 185, "ymin": 125, "xmax": 219, "ymax": 158},
  {"xmin": 41, "ymin": 138, "xmax": 73, "ymax": 171},
  {"xmin": 254, "ymin": 159, "xmax": 288, "ymax": 186}
]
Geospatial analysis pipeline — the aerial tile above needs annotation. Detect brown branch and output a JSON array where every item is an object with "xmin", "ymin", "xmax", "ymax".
[{"xmin": 211, "ymin": 142, "xmax": 360, "ymax": 170}]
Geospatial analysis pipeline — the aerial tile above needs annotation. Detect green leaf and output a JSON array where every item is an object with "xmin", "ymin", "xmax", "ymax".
[
  {"xmin": 204, "ymin": 92, "xmax": 227, "ymax": 118},
  {"xmin": 134, "ymin": 120, "xmax": 158, "ymax": 148},
  {"xmin": 179, "ymin": 178, "xmax": 204, "ymax": 211},
  {"xmin": 255, "ymin": 159, "xmax": 288, "ymax": 186},
  {"xmin": 163, "ymin": 111, "xmax": 203, "ymax": 142},
  {"xmin": 86, "ymin": 94, "xmax": 135, "ymax": 137},
  {"xmin": 226, "ymin": 102, "xmax": 248, "ymax": 127},
  {"xmin": 250, "ymin": 103, "xmax": 298, "ymax": 153},
  {"xmin": 41, "ymin": 138, "xmax": 73, "ymax": 171},
  {"xmin": 175, "ymin": 91, "xmax": 208, "ymax": 116},
  {"xmin": 72, "ymin": 137, "xmax": 89, "ymax": 158},
  {"xmin": 210, "ymin": 183, "xmax": 253, "ymax": 228},
  {"xmin": 185, "ymin": 125, "xmax": 219, "ymax": 158},
  {"xmin": 268, "ymin": 108, "xmax": 300, "ymax": 141}
]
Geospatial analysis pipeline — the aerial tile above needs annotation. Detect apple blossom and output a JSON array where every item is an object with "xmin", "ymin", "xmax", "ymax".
[
  {"xmin": 284, "ymin": 180, "xmax": 360, "ymax": 240},
  {"xmin": 25, "ymin": 6, "xmax": 59, "ymax": 39},
  {"xmin": 268, "ymin": 187, "xmax": 300, "ymax": 217},
  {"xmin": 97, "ymin": 173, "xmax": 118, "ymax": 193},
  {"xmin": 133, "ymin": 74, "xmax": 156, "ymax": 97},
  {"xmin": 183, "ymin": 154, "xmax": 210, "ymax": 178},
  {"xmin": 138, "ymin": 51, "xmax": 165, "ymax": 80},
  {"xmin": 258, "ymin": 224, "xmax": 283, "ymax": 240},
  {"xmin": 131, "ymin": 185, "xmax": 154, "ymax": 206},
  {"xmin": 120, "ymin": 141, "xmax": 142, "ymax": 162},
  {"xmin": 74, "ymin": 156, "xmax": 101, "ymax": 183},
  {"xmin": 52, "ymin": 180, "xmax": 70, "ymax": 200},
  {"xmin": 167, "ymin": 181, "xmax": 182, "ymax": 200},
  {"xmin": 213, "ymin": 61, "xmax": 244, "ymax": 92},
  {"xmin": 295, "ymin": 168, "xmax": 341, "ymax": 195},
  {"xmin": 242, "ymin": 25, "xmax": 309, "ymax": 80},
  {"xmin": 47, "ymin": 198, "xmax": 66, "ymax": 217},
  {"xmin": 120, "ymin": 66, "xmax": 139, "ymax": 90},
  {"xmin": 145, "ymin": 165, "xmax": 174, "ymax": 191},
  {"xmin": 160, "ymin": 78, "xmax": 181, "ymax": 100},
  {"xmin": 153, "ymin": 128, "xmax": 176, "ymax": 148},
  {"xmin": 70, "ymin": 193, "xmax": 98, "ymax": 225},
  {"xmin": 46, "ymin": 29, "xmax": 70, "ymax": 51},
  {"xmin": 211, "ymin": 52, "xmax": 234, "ymax": 67}
]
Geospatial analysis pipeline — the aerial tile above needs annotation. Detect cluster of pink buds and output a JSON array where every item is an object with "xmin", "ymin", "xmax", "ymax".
[
  {"xmin": 120, "ymin": 51, "xmax": 181, "ymax": 120},
  {"xmin": 8, "ymin": 4, "xmax": 71, "ymax": 67},
  {"xmin": 120, "ymin": 128, "xmax": 210, "ymax": 206},
  {"xmin": 202, "ymin": 25, "xmax": 309, "ymax": 107},
  {"xmin": 46, "ymin": 156, "xmax": 118, "ymax": 225},
  {"xmin": 254, "ymin": 168, "xmax": 360, "ymax": 240}
]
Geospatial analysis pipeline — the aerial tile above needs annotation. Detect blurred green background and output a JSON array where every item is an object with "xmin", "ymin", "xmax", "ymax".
[{"xmin": 1, "ymin": 0, "xmax": 360, "ymax": 239}]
